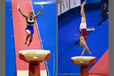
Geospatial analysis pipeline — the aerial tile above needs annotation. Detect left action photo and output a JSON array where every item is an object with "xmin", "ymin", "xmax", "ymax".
[{"xmin": 6, "ymin": 0, "xmax": 56, "ymax": 76}]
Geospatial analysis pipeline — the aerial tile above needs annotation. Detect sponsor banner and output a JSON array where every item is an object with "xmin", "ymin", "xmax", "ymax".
[
  {"xmin": 70, "ymin": 0, "xmax": 81, "ymax": 9},
  {"xmin": 58, "ymin": 3, "xmax": 61, "ymax": 16},
  {"xmin": 61, "ymin": 0, "xmax": 70, "ymax": 13}
]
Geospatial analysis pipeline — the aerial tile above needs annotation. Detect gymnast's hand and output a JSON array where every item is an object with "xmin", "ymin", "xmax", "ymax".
[
  {"xmin": 87, "ymin": 27, "xmax": 95, "ymax": 31},
  {"xmin": 41, "ymin": 5, "xmax": 43, "ymax": 9},
  {"xmin": 17, "ymin": 4, "xmax": 20, "ymax": 10},
  {"xmin": 91, "ymin": 27, "xmax": 95, "ymax": 30}
]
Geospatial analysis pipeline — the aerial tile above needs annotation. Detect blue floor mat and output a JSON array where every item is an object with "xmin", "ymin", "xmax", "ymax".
[{"xmin": 6, "ymin": 0, "xmax": 16, "ymax": 76}]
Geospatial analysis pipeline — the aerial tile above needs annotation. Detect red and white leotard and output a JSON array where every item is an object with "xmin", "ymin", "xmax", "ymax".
[{"xmin": 80, "ymin": 23, "xmax": 87, "ymax": 41}]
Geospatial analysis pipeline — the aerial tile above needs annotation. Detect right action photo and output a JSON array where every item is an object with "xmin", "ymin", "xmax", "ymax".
[{"xmin": 58, "ymin": 0, "xmax": 109, "ymax": 76}]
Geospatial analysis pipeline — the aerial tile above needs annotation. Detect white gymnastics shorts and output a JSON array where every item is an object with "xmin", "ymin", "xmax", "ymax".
[{"xmin": 80, "ymin": 23, "xmax": 87, "ymax": 30}]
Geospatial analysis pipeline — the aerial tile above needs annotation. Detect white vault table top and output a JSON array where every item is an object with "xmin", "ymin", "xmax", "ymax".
[
  {"xmin": 71, "ymin": 56, "xmax": 97, "ymax": 66},
  {"xmin": 19, "ymin": 50, "xmax": 51, "ymax": 62}
]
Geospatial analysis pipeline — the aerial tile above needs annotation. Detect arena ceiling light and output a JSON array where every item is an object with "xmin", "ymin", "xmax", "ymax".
[{"xmin": 34, "ymin": 1, "xmax": 55, "ymax": 5}]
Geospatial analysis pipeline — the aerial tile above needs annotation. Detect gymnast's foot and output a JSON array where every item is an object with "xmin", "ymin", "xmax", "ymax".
[
  {"xmin": 81, "ymin": 1, "xmax": 86, "ymax": 7},
  {"xmin": 24, "ymin": 41, "xmax": 27, "ymax": 45},
  {"xmin": 27, "ymin": 42, "xmax": 31, "ymax": 47},
  {"xmin": 27, "ymin": 43, "xmax": 30, "ymax": 47}
]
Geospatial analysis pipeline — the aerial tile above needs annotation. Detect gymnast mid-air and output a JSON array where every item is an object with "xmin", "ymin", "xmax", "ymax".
[
  {"xmin": 17, "ymin": 5, "xmax": 43, "ymax": 46},
  {"xmin": 77, "ymin": 1, "xmax": 95, "ymax": 56}
]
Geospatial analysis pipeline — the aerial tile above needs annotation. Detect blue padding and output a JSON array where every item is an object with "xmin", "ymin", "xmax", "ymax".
[{"xmin": 6, "ymin": 0, "xmax": 16, "ymax": 76}]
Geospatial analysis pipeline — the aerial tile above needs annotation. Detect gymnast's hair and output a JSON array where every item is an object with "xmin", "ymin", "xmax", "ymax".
[
  {"xmin": 77, "ymin": 41, "xmax": 80, "ymax": 46},
  {"xmin": 75, "ymin": 41, "xmax": 81, "ymax": 46}
]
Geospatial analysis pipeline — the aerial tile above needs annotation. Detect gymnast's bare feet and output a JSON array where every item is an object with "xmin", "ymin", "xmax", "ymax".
[
  {"xmin": 24, "ymin": 41, "xmax": 27, "ymax": 45},
  {"xmin": 81, "ymin": 1, "xmax": 86, "ymax": 7}
]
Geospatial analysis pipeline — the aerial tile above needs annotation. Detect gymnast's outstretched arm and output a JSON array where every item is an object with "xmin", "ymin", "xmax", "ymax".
[
  {"xmin": 17, "ymin": 5, "xmax": 28, "ymax": 19},
  {"xmin": 87, "ymin": 28, "xmax": 95, "ymax": 31},
  {"xmin": 34, "ymin": 6, "xmax": 43, "ymax": 19}
]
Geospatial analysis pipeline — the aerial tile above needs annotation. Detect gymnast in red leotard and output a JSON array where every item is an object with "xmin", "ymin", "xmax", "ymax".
[{"xmin": 77, "ymin": 1, "xmax": 95, "ymax": 56}]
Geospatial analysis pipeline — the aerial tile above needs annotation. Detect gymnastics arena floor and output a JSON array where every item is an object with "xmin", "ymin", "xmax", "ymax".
[{"xmin": 6, "ymin": 0, "xmax": 56, "ymax": 76}]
